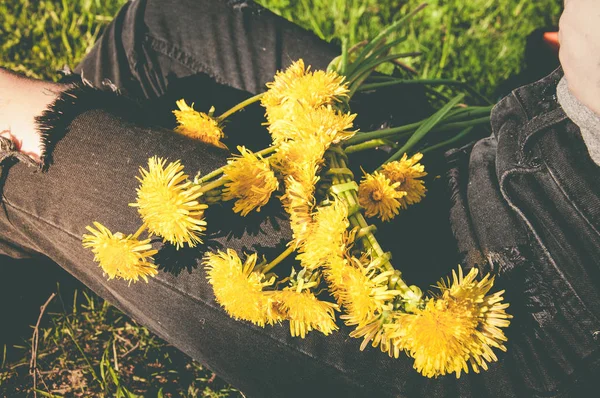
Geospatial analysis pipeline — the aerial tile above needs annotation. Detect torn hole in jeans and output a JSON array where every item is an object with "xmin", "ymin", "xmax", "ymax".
[
  {"xmin": 34, "ymin": 81, "xmax": 146, "ymax": 171},
  {"xmin": 0, "ymin": 132, "xmax": 41, "ymax": 168}
]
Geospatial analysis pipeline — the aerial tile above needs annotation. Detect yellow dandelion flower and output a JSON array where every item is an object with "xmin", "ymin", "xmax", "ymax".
[
  {"xmin": 336, "ymin": 264, "xmax": 400, "ymax": 327},
  {"xmin": 268, "ymin": 105, "xmax": 356, "ymax": 145},
  {"xmin": 263, "ymin": 101, "xmax": 297, "ymax": 127},
  {"xmin": 358, "ymin": 172, "xmax": 406, "ymax": 221},
  {"xmin": 296, "ymin": 198, "xmax": 350, "ymax": 270},
  {"xmin": 130, "ymin": 157, "xmax": 208, "ymax": 249},
  {"xmin": 173, "ymin": 99, "xmax": 227, "ymax": 149},
  {"xmin": 285, "ymin": 69, "xmax": 349, "ymax": 108},
  {"xmin": 437, "ymin": 267, "xmax": 512, "ymax": 374},
  {"xmin": 274, "ymin": 141, "xmax": 326, "ymax": 249},
  {"xmin": 281, "ymin": 175, "xmax": 317, "ymax": 247},
  {"xmin": 274, "ymin": 139, "xmax": 335, "ymax": 250},
  {"xmin": 381, "ymin": 153, "xmax": 427, "ymax": 208},
  {"xmin": 393, "ymin": 298, "xmax": 476, "ymax": 378},
  {"xmin": 204, "ymin": 249, "xmax": 280, "ymax": 327},
  {"xmin": 273, "ymin": 137, "xmax": 327, "ymax": 184},
  {"xmin": 262, "ymin": 59, "xmax": 306, "ymax": 111},
  {"xmin": 321, "ymin": 255, "xmax": 348, "ymax": 302},
  {"xmin": 222, "ymin": 146, "xmax": 279, "ymax": 216},
  {"xmin": 273, "ymin": 288, "xmax": 338, "ymax": 338},
  {"xmin": 262, "ymin": 59, "xmax": 349, "ymax": 114},
  {"xmin": 82, "ymin": 222, "xmax": 158, "ymax": 283},
  {"xmin": 392, "ymin": 267, "xmax": 512, "ymax": 378},
  {"xmin": 349, "ymin": 310, "xmax": 401, "ymax": 358}
]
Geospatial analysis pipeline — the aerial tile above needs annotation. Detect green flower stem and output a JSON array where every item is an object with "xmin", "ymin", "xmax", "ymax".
[
  {"xmin": 194, "ymin": 145, "xmax": 278, "ymax": 185},
  {"xmin": 347, "ymin": 52, "xmax": 422, "ymax": 98},
  {"xmin": 198, "ymin": 177, "xmax": 228, "ymax": 194},
  {"xmin": 195, "ymin": 167, "xmax": 227, "ymax": 185},
  {"xmin": 217, "ymin": 92, "xmax": 264, "ymax": 121},
  {"xmin": 445, "ymin": 105, "xmax": 493, "ymax": 121},
  {"xmin": 344, "ymin": 105, "xmax": 491, "ymax": 146},
  {"xmin": 344, "ymin": 107, "xmax": 466, "ymax": 146},
  {"xmin": 430, "ymin": 115, "xmax": 491, "ymax": 132},
  {"xmin": 327, "ymin": 151, "xmax": 415, "ymax": 299},
  {"xmin": 381, "ymin": 116, "xmax": 489, "ymax": 161},
  {"xmin": 345, "ymin": 138, "xmax": 404, "ymax": 154},
  {"xmin": 340, "ymin": 37, "xmax": 349, "ymax": 76},
  {"xmin": 349, "ymin": 52, "xmax": 421, "ymax": 85},
  {"xmin": 348, "ymin": 68, "xmax": 376, "ymax": 98},
  {"xmin": 360, "ymin": 78, "xmax": 459, "ymax": 90},
  {"xmin": 343, "ymin": 116, "xmax": 490, "ymax": 154},
  {"xmin": 421, "ymin": 126, "xmax": 475, "ymax": 154},
  {"xmin": 352, "ymin": 35, "xmax": 408, "ymax": 74},
  {"xmin": 255, "ymin": 145, "xmax": 279, "ymax": 158},
  {"xmin": 357, "ymin": 78, "xmax": 492, "ymax": 105},
  {"xmin": 381, "ymin": 94, "xmax": 465, "ymax": 165},
  {"xmin": 346, "ymin": 121, "xmax": 422, "ymax": 146},
  {"xmin": 262, "ymin": 245, "xmax": 296, "ymax": 274},
  {"xmin": 346, "ymin": 2, "xmax": 428, "ymax": 78},
  {"xmin": 348, "ymin": 39, "xmax": 369, "ymax": 54}
]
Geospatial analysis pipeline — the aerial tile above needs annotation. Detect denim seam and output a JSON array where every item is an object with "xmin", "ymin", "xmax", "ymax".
[
  {"xmin": 499, "ymin": 166, "xmax": 595, "ymax": 324},
  {"xmin": 144, "ymin": 34, "xmax": 230, "ymax": 88},
  {"xmin": 1, "ymin": 199, "xmax": 388, "ymax": 395},
  {"xmin": 511, "ymin": 89, "xmax": 531, "ymax": 120},
  {"xmin": 517, "ymin": 109, "xmax": 567, "ymax": 162},
  {"xmin": 491, "ymin": 92, "xmax": 527, "ymax": 143},
  {"xmin": 540, "ymin": 144, "xmax": 600, "ymax": 243}
]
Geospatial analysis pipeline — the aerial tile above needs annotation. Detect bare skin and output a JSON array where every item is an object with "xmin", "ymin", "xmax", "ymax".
[
  {"xmin": 0, "ymin": 68, "xmax": 68, "ymax": 162},
  {"xmin": 559, "ymin": 0, "xmax": 600, "ymax": 116}
]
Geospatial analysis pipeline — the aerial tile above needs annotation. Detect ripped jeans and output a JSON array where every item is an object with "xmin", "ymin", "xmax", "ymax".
[{"xmin": 0, "ymin": 1, "xmax": 599, "ymax": 397}]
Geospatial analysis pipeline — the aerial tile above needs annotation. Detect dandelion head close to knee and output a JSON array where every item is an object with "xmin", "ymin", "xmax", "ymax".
[
  {"xmin": 222, "ymin": 146, "xmax": 279, "ymax": 216},
  {"xmin": 358, "ymin": 171, "xmax": 405, "ymax": 221},
  {"xmin": 173, "ymin": 99, "xmax": 227, "ymax": 149},
  {"xmin": 131, "ymin": 156, "xmax": 208, "ymax": 249},
  {"xmin": 82, "ymin": 221, "xmax": 158, "ymax": 283},
  {"xmin": 204, "ymin": 249, "xmax": 280, "ymax": 327},
  {"xmin": 392, "ymin": 267, "xmax": 512, "ymax": 378}
]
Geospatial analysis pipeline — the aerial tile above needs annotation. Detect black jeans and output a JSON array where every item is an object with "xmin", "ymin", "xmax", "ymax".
[{"xmin": 1, "ymin": 1, "xmax": 599, "ymax": 397}]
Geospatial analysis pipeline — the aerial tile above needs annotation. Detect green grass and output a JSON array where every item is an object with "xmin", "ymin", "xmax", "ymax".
[
  {"xmin": 0, "ymin": 0, "xmax": 126, "ymax": 80},
  {"xmin": 1, "ymin": 0, "xmax": 562, "ymax": 95},
  {"xmin": 258, "ymin": 0, "xmax": 562, "ymax": 97},
  {"xmin": 0, "ymin": 0, "xmax": 562, "ymax": 396},
  {"xmin": 1, "ymin": 287, "xmax": 241, "ymax": 397}
]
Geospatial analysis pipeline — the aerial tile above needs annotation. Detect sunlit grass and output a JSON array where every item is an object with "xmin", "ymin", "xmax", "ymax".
[
  {"xmin": 0, "ymin": 288, "xmax": 240, "ymax": 397},
  {"xmin": 258, "ymin": 0, "xmax": 562, "ymax": 97}
]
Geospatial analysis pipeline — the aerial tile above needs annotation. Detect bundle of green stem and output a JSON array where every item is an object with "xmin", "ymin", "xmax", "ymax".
[{"xmin": 82, "ymin": 3, "xmax": 511, "ymax": 379}]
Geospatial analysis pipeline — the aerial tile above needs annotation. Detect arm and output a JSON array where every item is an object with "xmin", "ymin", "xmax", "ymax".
[
  {"xmin": 559, "ymin": 0, "xmax": 600, "ymax": 116},
  {"xmin": 0, "ymin": 68, "xmax": 69, "ymax": 162}
]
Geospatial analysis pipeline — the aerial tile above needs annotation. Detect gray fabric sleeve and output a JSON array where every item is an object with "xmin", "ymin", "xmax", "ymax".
[{"xmin": 557, "ymin": 76, "xmax": 600, "ymax": 165}]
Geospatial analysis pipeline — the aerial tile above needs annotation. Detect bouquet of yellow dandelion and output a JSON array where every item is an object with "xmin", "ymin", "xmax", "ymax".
[{"xmin": 82, "ymin": 4, "xmax": 511, "ymax": 379}]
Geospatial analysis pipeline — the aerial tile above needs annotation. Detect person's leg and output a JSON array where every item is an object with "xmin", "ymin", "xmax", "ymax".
[
  {"xmin": 0, "ymin": 78, "xmax": 413, "ymax": 397},
  {"xmin": 3, "ymin": 71, "xmax": 599, "ymax": 398},
  {"xmin": 0, "ymin": 3, "xmax": 434, "ymax": 391},
  {"xmin": 74, "ymin": 0, "xmax": 338, "ymax": 98}
]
